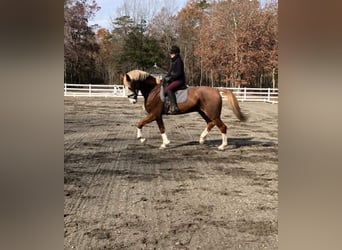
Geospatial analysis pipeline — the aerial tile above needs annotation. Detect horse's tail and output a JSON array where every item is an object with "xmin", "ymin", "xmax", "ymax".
[{"xmin": 219, "ymin": 88, "xmax": 248, "ymax": 122}]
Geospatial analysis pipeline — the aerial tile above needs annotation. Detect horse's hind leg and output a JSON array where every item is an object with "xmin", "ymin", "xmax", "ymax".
[
  {"xmin": 199, "ymin": 121, "xmax": 215, "ymax": 144},
  {"xmin": 199, "ymin": 112, "xmax": 228, "ymax": 150},
  {"xmin": 215, "ymin": 118, "xmax": 228, "ymax": 150},
  {"xmin": 156, "ymin": 117, "xmax": 170, "ymax": 149},
  {"xmin": 198, "ymin": 111, "xmax": 215, "ymax": 144}
]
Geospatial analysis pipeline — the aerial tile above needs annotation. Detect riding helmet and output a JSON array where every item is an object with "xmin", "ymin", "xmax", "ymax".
[{"xmin": 169, "ymin": 45, "xmax": 180, "ymax": 54}]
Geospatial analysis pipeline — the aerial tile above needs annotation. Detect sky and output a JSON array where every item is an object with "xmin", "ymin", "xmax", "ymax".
[
  {"xmin": 89, "ymin": 0, "xmax": 270, "ymax": 30},
  {"xmin": 89, "ymin": 0, "xmax": 188, "ymax": 30}
]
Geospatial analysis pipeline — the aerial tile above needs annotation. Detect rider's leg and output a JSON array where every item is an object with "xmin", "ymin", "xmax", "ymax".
[
  {"xmin": 165, "ymin": 80, "xmax": 184, "ymax": 114},
  {"xmin": 166, "ymin": 90, "xmax": 179, "ymax": 114}
]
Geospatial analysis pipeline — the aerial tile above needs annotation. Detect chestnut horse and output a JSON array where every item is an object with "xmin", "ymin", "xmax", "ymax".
[{"xmin": 118, "ymin": 69, "xmax": 247, "ymax": 150}]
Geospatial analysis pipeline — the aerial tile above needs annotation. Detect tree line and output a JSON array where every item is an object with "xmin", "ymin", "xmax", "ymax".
[{"xmin": 64, "ymin": 0, "xmax": 278, "ymax": 88}]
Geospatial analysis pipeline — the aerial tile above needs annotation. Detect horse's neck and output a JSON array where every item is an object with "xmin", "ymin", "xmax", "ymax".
[{"xmin": 139, "ymin": 79, "xmax": 157, "ymax": 98}]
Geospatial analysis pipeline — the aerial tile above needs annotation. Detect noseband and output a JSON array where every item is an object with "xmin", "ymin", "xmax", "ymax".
[{"xmin": 127, "ymin": 87, "xmax": 138, "ymax": 101}]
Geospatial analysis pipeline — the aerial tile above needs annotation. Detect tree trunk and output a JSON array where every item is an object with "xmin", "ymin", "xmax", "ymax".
[
  {"xmin": 199, "ymin": 58, "xmax": 203, "ymax": 86},
  {"xmin": 260, "ymin": 73, "xmax": 263, "ymax": 88},
  {"xmin": 272, "ymin": 67, "xmax": 276, "ymax": 90}
]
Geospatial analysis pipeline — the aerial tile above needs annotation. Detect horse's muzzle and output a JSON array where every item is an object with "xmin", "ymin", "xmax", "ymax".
[
  {"xmin": 128, "ymin": 98, "xmax": 137, "ymax": 104},
  {"xmin": 127, "ymin": 92, "xmax": 137, "ymax": 104}
]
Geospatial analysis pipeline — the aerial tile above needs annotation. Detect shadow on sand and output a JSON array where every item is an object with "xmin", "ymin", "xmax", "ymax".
[{"xmin": 169, "ymin": 137, "xmax": 276, "ymax": 149}]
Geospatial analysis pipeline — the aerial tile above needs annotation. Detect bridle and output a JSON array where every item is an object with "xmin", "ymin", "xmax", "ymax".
[{"xmin": 127, "ymin": 86, "xmax": 138, "ymax": 102}]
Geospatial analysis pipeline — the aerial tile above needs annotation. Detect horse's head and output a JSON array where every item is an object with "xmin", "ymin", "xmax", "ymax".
[
  {"xmin": 118, "ymin": 71, "xmax": 138, "ymax": 104},
  {"xmin": 118, "ymin": 70, "xmax": 154, "ymax": 104}
]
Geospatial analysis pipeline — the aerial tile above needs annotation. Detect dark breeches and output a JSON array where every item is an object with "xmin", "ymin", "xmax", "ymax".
[{"xmin": 165, "ymin": 80, "xmax": 185, "ymax": 92}]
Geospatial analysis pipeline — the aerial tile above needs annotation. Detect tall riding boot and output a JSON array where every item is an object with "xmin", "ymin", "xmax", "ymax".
[{"xmin": 167, "ymin": 91, "xmax": 179, "ymax": 114}]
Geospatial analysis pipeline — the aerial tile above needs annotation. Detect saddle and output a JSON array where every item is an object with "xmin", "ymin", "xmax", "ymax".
[
  {"xmin": 160, "ymin": 85, "xmax": 188, "ymax": 115},
  {"xmin": 160, "ymin": 85, "xmax": 188, "ymax": 103}
]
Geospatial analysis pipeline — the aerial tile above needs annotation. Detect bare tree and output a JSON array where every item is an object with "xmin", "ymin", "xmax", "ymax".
[
  {"xmin": 64, "ymin": 0, "xmax": 101, "ymax": 83},
  {"xmin": 148, "ymin": 8, "xmax": 178, "ymax": 52},
  {"xmin": 116, "ymin": 0, "xmax": 179, "ymax": 25},
  {"xmin": 196, "ymin": 0, "xmax": 278, "ymax": 87},
  {"xmin": 177, "ymin": 0, "xmax": 209, "ymax": 85}
]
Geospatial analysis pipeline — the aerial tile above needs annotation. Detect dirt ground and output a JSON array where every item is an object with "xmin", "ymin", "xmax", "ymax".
[{"xmin": 64, "ymin": 96, "xmax": 278, "ymax": 249}]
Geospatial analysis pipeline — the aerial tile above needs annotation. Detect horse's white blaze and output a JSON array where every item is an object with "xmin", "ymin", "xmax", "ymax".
[
  {"xmin": 218, "ymin": 133, "xmax": 228, "ymax": 150},
  {"xmin": 160, "ymin": 133, "xmax": 170, "ymax": 148},
  {"xmin": 199, "ymin": 128, "xmax": 209, "ymax": 144}
]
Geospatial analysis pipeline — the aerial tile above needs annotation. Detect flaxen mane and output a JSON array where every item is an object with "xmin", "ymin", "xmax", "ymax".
[{"xmin": 127, "ymin": 70, "xmax": 151, "ymax": 82}]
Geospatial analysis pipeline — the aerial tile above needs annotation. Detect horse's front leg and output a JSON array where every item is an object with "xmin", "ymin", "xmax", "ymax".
[
  {"xmin": 136, "ymin": 127, "xmax": 146, "ymax": 143},
  {"xmin": 156, "ymin": 117, "xmax": 170, "ymax": 149},
  {"xmin": 136, "ymin": 114, "xmax": 157, "ymax": 144}
]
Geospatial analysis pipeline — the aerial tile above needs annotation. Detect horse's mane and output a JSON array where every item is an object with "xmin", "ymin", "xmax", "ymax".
[{"xmin": 127, "ymin": 70, "xmax": 151, "ymax": 82}]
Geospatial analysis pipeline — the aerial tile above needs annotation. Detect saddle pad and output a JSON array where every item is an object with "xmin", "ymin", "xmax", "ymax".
[{"xmin": 160, "ymin": 86, "xmax": 188, "ymax": 103}]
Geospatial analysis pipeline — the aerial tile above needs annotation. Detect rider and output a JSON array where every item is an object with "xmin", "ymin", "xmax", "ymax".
[{"xmin": 163, "ymin": 45, "xmax": 186, "ymax": 114}]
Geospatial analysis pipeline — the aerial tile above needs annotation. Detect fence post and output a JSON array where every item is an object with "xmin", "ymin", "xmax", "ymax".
[
  {"xmin": 268, "ymin": 88, "xmax": 271, "ymax": 102},
  {"xmin": 64, "ymin": 84, "xmax": 67, "ymax": 96},
  {"xmin": 89, "ymin": 84, "xmax": 92, "ymax": 96},
  {"xmin": 244, "ymin": 87, "xmax": 247, "ymax": 101}
]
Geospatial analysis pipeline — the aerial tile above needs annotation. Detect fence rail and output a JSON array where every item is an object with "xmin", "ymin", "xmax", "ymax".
[
  {"xmin": 221, "ymin": 87, "xmax": 278, "ymax": 104},
  {"xmin": 64, "ymin": 84, "xmax": 278, "ymax": 104}
]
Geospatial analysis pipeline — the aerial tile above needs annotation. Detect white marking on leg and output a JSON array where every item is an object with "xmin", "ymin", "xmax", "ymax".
[
  {"xmin": 199, "ymin": 128, "xmax": 209, "ymax": 144},
  {"xmin": 218, "ymin": 133, "xmax": 228, "ymax": 150},
  {"xmin": 160, "ymin": 133, "xmax": 170, "ymax": 149},
  {"xmin": 137, "ymin": 128, "xmax": 142, "ymax": 138},
  {"xmin": 137, "ymin": 128, "xmax": 146, "ymax": 143}
]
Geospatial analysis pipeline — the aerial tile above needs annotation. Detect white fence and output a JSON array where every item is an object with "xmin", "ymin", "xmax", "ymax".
[
  {"xmin": 222, "ymin": 87, "xmax": 278, "ymax": 104},
  {"xmin": 64, "ymin": 84, "xmax": 278, "ymax": 104},
  {"xmin": 64, "ymin": 84, "xmax": 125, "ymax": 97}
]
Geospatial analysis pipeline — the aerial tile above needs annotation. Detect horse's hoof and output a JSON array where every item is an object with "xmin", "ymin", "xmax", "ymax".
[
  {"xmin": 140, "ymin": 138, "xmax": 146, "ymax": 143},
  {"xmin": 159, "ymin": 141, "xmax": 170, "ymax": 149},
  {"xmin": 218, "ymin": 145, "xmax": 226, "ymax": 150},
  {"xmin": 199, "ymin": 138, "xmax": 205, "ymax": 144}
]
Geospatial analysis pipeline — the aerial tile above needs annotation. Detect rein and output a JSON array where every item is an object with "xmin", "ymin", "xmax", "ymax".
[{"xmin": 127, "ymin": 87, "xmax": 138, "ymax": 100}]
